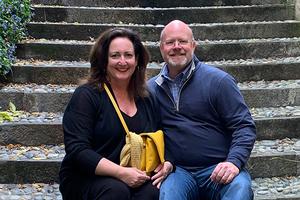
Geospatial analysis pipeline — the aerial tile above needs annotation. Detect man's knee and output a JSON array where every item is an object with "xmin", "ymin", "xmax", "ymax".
[{"xmin": 221, "ymin": 171, "xmax": 253, "ymax": 200}]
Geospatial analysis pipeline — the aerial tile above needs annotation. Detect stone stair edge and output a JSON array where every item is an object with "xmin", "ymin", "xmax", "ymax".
[
  {"xmin": 31, "ymin": 4, "xmax": 295, "ymax": 9},
  {"xmin": 2, "ymin": 80, "xmax": 300, "ymax": 91},
  {"xmin": 19, "ymin": 37, "xmax": 300, "ymax": 45},
  {"xmin": 8, "ymin": 62, "xmax": 300, "ymax": 84},
  {"xmin": 0, "ymin": 181, "xmax": 299, "ymax": 200},
  {"xmin": 0, "ymin": 142, "xmax": 298, "ymax": 159},
  {"xmin": 27, "ymin": 21, "xmax": 300, "ymax": 42},
  {"xmin": 28, "ymin": 20, "xmax": 300, "ymax": 26},
  {"xmin": 1, "ymin": 81, "xmax": 300, "ymax": 110},
  {"xmin": 30, "ymin": 3, "xmax": 295, "ymax": 25},
  {"xmin": 0, "ymin": 145, "xmax": 299, "ymax": 183},
  {"xmin": 1, "ymin": 110, "xmax": 299, "ymax": 144},
  {"xmin": 9, "ymin": 60, "xmax": 300, "ymax": 84},
  {"xmin": 13, "ymin": 56, "xmax": 300, "ymax": 67},
  {"xmin": 16, "ymin": 37, "xmax": 300, "ymax": 62},
  {"xmin": 2, "ymin": 114, "xmax": 299, "ymax": 123},
  {"xmin": 29, "ymin": 0, "xmax": 295, "ymax": 7}
]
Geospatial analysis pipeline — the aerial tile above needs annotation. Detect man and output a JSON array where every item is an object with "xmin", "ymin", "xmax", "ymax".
[{"xmin": 149, "ymin": 20, "xmax": 256, "ymax": 200}]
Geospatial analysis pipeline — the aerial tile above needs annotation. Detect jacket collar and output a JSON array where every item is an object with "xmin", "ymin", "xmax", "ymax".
[{"xmin": 155, "ymin": 55, "xmax": 199, "ymax": 86}]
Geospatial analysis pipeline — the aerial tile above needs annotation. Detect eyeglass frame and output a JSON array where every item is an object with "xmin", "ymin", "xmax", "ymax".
[{"xmin": 161, "ymin": 39, "xmax": 194, "ymax": 47}]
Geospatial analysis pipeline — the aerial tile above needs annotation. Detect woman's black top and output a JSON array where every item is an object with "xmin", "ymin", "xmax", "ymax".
[{"xmin": 59, "ymin": 84, "xmax": 161, "ymax": 186}]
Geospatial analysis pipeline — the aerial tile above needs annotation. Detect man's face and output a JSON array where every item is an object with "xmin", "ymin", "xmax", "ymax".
[{"xmin": 160, "ymin": 24, "xmax": 196, "ymax": 73}]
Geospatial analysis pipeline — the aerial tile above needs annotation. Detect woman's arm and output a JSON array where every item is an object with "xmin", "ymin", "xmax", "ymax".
[{"xmin": 95, "ymin": 158, "xmax": 150, "ymax": 188}]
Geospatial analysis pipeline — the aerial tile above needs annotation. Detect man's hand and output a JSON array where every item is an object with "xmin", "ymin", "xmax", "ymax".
[
  {"xmin": 210, "ymin": 162, "xmax": 239, "ymax": 184},
  {"xmin": 151, "ymin": 161, "xmax": 173, "ymax": 189}
]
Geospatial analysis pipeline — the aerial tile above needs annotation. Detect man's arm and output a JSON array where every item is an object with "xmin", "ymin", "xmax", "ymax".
[{"xmin": 211, "ymin": 74, "xmax": 256, "ymax": 183}]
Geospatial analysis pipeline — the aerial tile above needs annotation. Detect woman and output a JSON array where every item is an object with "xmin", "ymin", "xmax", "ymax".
[{"xmin": 59, "ymin": 28, "xmax": 160, "ymax": 200}]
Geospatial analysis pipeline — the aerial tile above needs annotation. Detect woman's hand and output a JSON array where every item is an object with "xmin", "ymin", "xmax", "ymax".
[
  {"xmin": 95, "ymin": 158, "xmax": 150, "ymax": 188},
  {"xmin": 117, "ymin": 167, "xmax": 150, "ymax": 188},
  {"xmin": 151, "ymin": 161, "xmax": 173, "ymax": 188}
]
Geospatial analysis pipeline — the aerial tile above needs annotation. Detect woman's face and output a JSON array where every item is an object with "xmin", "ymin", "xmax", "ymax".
[{"xmin": 107, "ymin": 37, "xmax": 138, "ymax": 86}]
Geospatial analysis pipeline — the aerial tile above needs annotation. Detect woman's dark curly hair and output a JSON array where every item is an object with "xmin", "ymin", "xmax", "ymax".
[{"xmin": 88, "ymin": 28, "xmax": 150, "ymax": 98}]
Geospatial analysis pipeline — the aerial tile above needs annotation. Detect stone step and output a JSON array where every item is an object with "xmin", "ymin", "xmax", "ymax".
[
  {"xmin": 11, "ymin": 60, "xmax": 90, "ymax": 85},
  {"xmin": 1, "ymin": 107, "xmax": 299, "ymax": 145},
  {"xmin": 0, "ymin": 138, "xmax": 299, "ymax": 183},
  {"xmin": 16, "ymin": 38, "xmax": 300, "ymax": 62},
  {"xmin": 0, "ymin": 111, "xmax": 63, "ymax": 145},
  {"xmin": 0, "ymin": 84, "xmax": 76, "ymax": 113},
  {"xmin": 27, "ymin": 21, "xmax": 300, "ymax": 41},
  {"xmin": 1, "ymin": 81, "xmax": 299, "ymax": 112},
  {"xmin": 0, "ymin": 176, "xmax": 300, "ymax": 200},
  {"xmin": 30, "ymin": 0, "xmax": 294, "ymax": 7},
  {"xmin": 253, "ymin": 176, "xmax": 300, "ymax": 200},
  {"xmin": 0, "ymin": 183, "xmax": 62, "ymax": 199},
  {"xmin": 248, "ymin": 138, "xmax": 300, "ymax": 179},
  {"xmin": 31, "ymin": 5, "xmax": 294, "ymax": 24},
  {"xmin": 9, "ymin": 57, "xmax": 300, "ymax": 85}
]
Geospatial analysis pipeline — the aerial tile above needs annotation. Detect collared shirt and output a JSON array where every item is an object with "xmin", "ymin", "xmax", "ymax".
[{"xmin": 161, "ymin": 62, "xmax": 192, "ymax": 106}]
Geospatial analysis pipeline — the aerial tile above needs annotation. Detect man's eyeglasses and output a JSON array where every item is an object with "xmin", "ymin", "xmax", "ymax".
[{"xmin": 162, "ymin": 39, "xmax": 193, "ymax": 47}]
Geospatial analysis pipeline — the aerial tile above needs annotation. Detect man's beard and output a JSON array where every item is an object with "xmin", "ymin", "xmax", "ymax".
[{"xmin": 167, "ymin": 56, "xmax": 188, "ymax": 68}]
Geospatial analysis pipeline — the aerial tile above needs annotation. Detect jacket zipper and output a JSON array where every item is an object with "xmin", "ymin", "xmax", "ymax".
[
  {"xmin": 176, "ymin": 73, "xmax": 193, "ymax": 111},
  {"xmin": 160, "ymin": 86, "xmax": 177, "ymax": 110}
]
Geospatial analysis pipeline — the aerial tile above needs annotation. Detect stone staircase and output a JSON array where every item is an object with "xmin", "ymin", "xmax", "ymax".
[{"xmin": 0, "ymin": 0, "xmax": 300, "ymax": 199}]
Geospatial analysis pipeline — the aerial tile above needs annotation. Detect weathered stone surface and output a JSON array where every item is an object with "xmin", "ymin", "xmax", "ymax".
[
  {"xmin": 0, "ymin": 160, "xmax": 60, "ymax": 183},
  {"xmin": 0, "ymin": 117, "xmax": 298, "ymax": 145},
  {"xmin": 27, "ymin": 21, "xmax": 300, "ymax": 41},
  {"xmin": 255, "ymin": 117, "xmax": 300, "ymax": 140},
  {"xmin": 0, "ymin": 92, "xmax": 72, "ymax": 112},
  {"xmin": 16, "ymin": 42, "xmax": 91, "ymax": 62},
  {"xmin": 9, "ymin": 61, "xmax": 300, "ymax": 84},
  {"xmin": 248, "ymin": 153, "xmax": 300, "ymax": 178},
  {"xmin": 16, "ymin": 39, "xmax": 300, "ymax": 62},
  {"xmin": 242, "ymin": 88, "xmax": 300, "ymax": 108},
  {"xmin": 0, "ymin": 92, "xmax": 25, "ymax": 111},
  {"xmin": 0, "ymin": 123, "xmax": 63, "ymax": 145},
  {"xmin": 219, "ymin": 62, "xmax": 300, "ymax": 82},
  {"xmin": 0, "ymin": 151, "xmax": 298, "ymax": 183},
  {"xmin": 30, "ymin": 0, "xmax": 295, "ymax": 7},
  {"xmin": 296, "ymin": 0, "xmax": 300, "ymax": 20},
  {"xmin": 10, "ymin": 65, "xmax": 89, "ymax": 84},
  {"xmin": 31, "ymin": 5, "xmax": 294, "ymax": 24},
  {"xmin": 1, "ymin": 87, "xmax": 299, "ymax": 112}
]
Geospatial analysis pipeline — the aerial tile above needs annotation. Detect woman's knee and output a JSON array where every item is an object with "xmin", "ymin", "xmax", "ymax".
[
  {"xmin": 132, "ymin": 182, "xmax": 159, "ymax": 200},
  {"xmin": 89, "ymin": 177, "xmax": 131, "ymax": 200}
]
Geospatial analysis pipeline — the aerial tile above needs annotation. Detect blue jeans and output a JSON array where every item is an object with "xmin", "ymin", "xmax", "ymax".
[{"xmin": 160, "ymin": 165, "xmax": 253, "ymax": 200}]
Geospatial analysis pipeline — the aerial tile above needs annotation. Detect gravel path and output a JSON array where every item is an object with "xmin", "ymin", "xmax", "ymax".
[
  {"xmin": 0, "ymin": 176, "xmax": 299, "ymax": 199},
  {"xmin": 20, "ymin": 37, "xmax": 300, "ymax": 45},
  {"xmin": 1, "ymin": 79, "xmax": 299, "ymax": 93},
  {"xmin": 14, "ymin": 56, "xmax": 300, "ymax": 67},
  {"xmin": 1, "ymin": 106, "xmax": 300, "ymax": 125},
  {"xmin": 0, "ymin": 138, "xmax": 299, "ymax": 161}
]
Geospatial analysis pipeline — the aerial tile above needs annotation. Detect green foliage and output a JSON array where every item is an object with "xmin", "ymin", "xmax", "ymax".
[
  {"xmin": 0, "ymin": 0, "xmax": 32, "ymax": 76},
  {"xmin": 0, "ymin": 102, "xmax": 23, "ymax": 123}
]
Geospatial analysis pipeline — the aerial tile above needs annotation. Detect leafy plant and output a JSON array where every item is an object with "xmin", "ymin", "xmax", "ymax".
[
  {"xmin": 0, "ymin": 102, "xmax": 24, "ymax": 123},
  {"xmin": 0, "ymin": 0, "xmax": 32, "ymax": 76}
]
